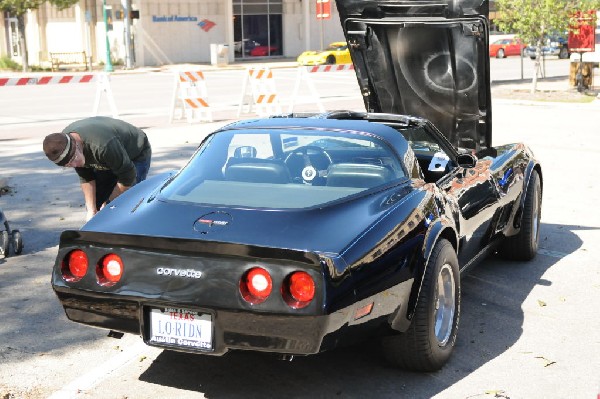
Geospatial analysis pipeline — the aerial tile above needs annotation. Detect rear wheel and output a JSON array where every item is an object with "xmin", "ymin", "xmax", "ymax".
[
  {"xmin": 496, "ymin": 48, "xmax": 505, "ymax": 58},
  {"xmin": 11, "ymin": 229, "xmax": 23, "ymax": 255},
  {"xmin": 559, "ymin": 47, "xmax": 569, "ymax": 59},
  {"xmin": 381, "ymin": 239, "xmax": 460, "ymax": 371},
  {"xmin": 0, "ymin": 231, "xmax": 8, "ymax": 258},
  {"xmin": 500, "ymin": 170, "xmax": 542, "ymax": 260},
  {"xmin": 325, "ymin": 55, "xmax": 336, "ymax": 65}
]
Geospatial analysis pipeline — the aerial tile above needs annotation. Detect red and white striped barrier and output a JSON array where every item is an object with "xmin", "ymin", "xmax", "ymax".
[
  {"xmin": 0, "ymin": 74, "xmax": 97, "ymax": 86},
  {"xmin": 170, "ymin": 70, "xmax": 212, "ymax": 123},
  {"xmin": 0, "ymin": 73, "xmax": 118, "ymax": 117},
  {"xmin": 304, "ymin": 64, "xmax": 354, "ymax": 73},
  {"xmin": 288, "ymin": 64, "xmax": 355, "ymax": 113},
  {"xmin": 238, "ymin": 67, "xmax": 282, "ymax": 117}
]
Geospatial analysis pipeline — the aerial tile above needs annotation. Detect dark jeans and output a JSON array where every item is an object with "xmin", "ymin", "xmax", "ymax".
[{"xmin": 95, "ymin": 157, "xmax": 151, "ymax": 210}]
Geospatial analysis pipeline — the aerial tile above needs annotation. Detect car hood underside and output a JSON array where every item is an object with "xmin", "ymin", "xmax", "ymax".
[{"xmin": 335, "ymin": 0, "xmax": 492, "ymax": 149}]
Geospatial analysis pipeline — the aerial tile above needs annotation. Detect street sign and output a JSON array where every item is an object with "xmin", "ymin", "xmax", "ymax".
[
  {"xmin": 568, "ymin": 10, "xmax": 596, "ymax": 53},
  {"xmin": 316, "ymin": 0, "xmax": 331, "ymax": 20}
]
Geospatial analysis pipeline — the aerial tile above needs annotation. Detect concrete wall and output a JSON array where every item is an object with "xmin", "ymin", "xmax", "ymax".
[
  {"xmin": 0, "ymin": 15, "xmax": 7, "ymax": 58},
  {"xmin": 305, "ymin": 0, "xmax": 345, "ymax": 51},
  {"xmin": 135, "ymin": 0, "xmax": 226, "ymax": 66},
  {"xmin": 284, "ymin": 0, "xmax": 344, "ymax": 57}
]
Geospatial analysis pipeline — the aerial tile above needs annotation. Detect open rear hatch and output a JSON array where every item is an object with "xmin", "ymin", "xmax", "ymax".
[{"xmin": 335, "ymin": 0, "xmax": 492, "ymax": 150}]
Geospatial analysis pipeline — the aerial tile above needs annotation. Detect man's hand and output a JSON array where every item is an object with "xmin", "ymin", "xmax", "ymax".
[
  {"xmin": 85, "ymin": 209, "xmax": 96, "ymax": 222},
  {"xmin": 108, "ymin": 182, "xmax": 131, "ymax": 203}
]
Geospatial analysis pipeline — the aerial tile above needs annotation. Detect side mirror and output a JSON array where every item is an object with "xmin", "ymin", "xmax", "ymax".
[{"xmin": 456, "ymin": 153, "xmax": 477, "ymax": 168}]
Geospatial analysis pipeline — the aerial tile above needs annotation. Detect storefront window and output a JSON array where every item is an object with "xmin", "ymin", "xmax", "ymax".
[
  {"xmin": 4, "ymin": 15, "xmax": 20, "ymax": 58},
  {"xmin": 233, "ymin": 0, "xmax": 282, "ymax": 58}
]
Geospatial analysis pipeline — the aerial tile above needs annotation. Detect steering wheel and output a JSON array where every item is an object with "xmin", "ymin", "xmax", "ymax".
[{"xmin": 284, "ymin": 145, "xmax": 333, "ymax": 184}]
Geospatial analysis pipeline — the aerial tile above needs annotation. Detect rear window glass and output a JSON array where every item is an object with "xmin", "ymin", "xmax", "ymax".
[{"xmin": 159, "ymin": 129, "xmax": 405, "ymax": 209}]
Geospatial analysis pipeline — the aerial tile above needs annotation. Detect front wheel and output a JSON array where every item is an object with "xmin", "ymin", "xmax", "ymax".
[
  {"xmin": 325, "ymin": 55, "xmax": 336, "ymax": 65},
  {"xmin": 381, "ymin": 239, "xmax": 460, "ymax": 371},
  {"xmin": 496, "ymin": 48, "xmax": 505, "ymax": 58}
]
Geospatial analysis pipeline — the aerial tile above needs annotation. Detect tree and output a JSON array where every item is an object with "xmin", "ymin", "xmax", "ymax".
[
  {"xmin": 0, "ymin": 0, "xmax": 79, "ymax": 71},
  {"xmin": 495, "ymin": 0, "xmax": 600, "ymax": 92}
]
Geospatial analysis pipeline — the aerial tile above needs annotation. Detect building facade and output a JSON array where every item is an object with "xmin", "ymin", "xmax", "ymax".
[{"xmin": 2, "ymin": 0, "xmax": 346, "ymax": 68}]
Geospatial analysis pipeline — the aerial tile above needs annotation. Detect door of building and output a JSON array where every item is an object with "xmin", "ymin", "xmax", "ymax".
[{"xmin": 233, "ymin": 0, "xmax": 283, "ymax": 59}]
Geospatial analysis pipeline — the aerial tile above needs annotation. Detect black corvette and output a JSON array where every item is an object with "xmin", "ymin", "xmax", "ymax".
[{"xmin": 51, "ymin": 0, "xmax": 542, "ymax": 371}]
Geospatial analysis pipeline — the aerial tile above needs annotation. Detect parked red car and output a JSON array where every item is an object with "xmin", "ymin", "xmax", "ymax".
[
  {"xmin": 249, "ymin": 45, "xmax": 279, "ymax": 57},
  {"xmin": 489, "ymin": 38, "xmax": 524, "ymax": 58}
]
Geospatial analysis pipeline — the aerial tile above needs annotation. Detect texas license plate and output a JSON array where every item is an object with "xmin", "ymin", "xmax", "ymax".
[{"xmin": 148, "ymin": 307, "xmax": 213, "ymax": 350}]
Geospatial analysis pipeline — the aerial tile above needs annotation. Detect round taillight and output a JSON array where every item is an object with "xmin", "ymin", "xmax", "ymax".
[
  {"xmin": 62, "ymin": 249, "xmax": 88, "ymax": 282},
  {"xmin": 240, "ymin": 267, "xmax": 272, "ymax": 304},
  {"xmin": 289, "ymin": 272, "xmax": 315, "ymax": 302},
  {"xmin": 283, "ymin": 271, "xmax": 315, "ymax": 309},
  {"xmin": 97, "ymin": 253, "xmax": 123, "ymax": 286}
]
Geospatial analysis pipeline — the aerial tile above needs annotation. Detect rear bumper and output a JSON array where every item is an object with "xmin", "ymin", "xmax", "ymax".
[
  {"xmin": 54, "ymin": 277, "xmax": 414, "ymax": 356},
  {"xmin": 56, "ymin": 291, "xmax": 335, "ymax": 355}
]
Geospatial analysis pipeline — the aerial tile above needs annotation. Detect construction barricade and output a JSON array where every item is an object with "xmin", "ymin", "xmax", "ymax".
[
  {"xmin": 170, "ymin": 70, "xmax": 212, "ymax": 123},
  {"xmin": 288, "ymin": 64, "xmax": 355, "ymax": 113},
  {"xmin": 0, "ymin": 73, "xmax": 118, "ymax": 117},
  {"xmin": 238, "ymin": 67, "xmax": 282, "ymax": 117}
]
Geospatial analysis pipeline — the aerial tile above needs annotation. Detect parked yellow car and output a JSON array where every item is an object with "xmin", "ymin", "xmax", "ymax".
[{"xmin": 297, "ymin": 42, "xmax": 351, "ymax": 65}]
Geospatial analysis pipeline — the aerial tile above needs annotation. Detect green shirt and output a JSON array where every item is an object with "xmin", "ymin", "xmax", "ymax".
[{"xmin": 63, "ymin": 116, "xmax": 151, "ymax": 186}]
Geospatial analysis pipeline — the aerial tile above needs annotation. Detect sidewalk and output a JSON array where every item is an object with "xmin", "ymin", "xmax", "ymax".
[
  {"xmin": 99, "ymin": 58, "xmax": 301, "ymax": 75},
  {"xmin": 491, "ymin": 75, "xmax": 599, "ymax": 102}
]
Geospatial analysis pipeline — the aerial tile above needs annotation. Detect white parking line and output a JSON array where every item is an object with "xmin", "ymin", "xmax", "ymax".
[{"xmin": 47, "ymin": 341, "xmax": 147, "ymax": 399}]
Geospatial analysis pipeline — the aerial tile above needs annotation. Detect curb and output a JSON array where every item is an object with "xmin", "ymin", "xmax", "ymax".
[{"xmin": 108, "ymin": 59, "xmax": 301, "ymax": 75}]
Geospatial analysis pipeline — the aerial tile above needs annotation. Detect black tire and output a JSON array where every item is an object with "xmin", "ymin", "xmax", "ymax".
[
  {"xmin": 500, "ymin": 170, "xmax": 542, "ymax": 261},
  {"xmin": 0, "ymin": 230, "xmax": 8, "ymax": 258},
  {"xmin": 496, "ymin": 49, "xmax": 505, "ymax": 58},
  {"xmin": 11, "ymin": 229, "xmax": 23, "ymax": 255},
  {"xmin": 381, "ymin": 239, "xmax": 460, "ymax": 371},
  {"xmin": 558, "ymin": 47, "xmax": 569, "ymax": 59},
  {"xmin": 325, "ymin": 55, "xmax": 336, "ymax": 65}
]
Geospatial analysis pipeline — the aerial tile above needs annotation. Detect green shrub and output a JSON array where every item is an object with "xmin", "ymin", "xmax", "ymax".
[
  {"xmin": 30, "ymin": 64, "xmax": 51, "ymax": 72},
  {"xmin": 0, "ymin": 56, "xmax": 21, "ymax": 70}
]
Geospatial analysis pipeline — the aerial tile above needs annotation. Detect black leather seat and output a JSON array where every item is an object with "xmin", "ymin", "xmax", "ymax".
[
  {"xmin": 225, "ymin": 159, "xmax": 291, "ymax": 184},
  {"xmin": 326, "ymin": 163, "xmax": 393, "ymax": 188}
]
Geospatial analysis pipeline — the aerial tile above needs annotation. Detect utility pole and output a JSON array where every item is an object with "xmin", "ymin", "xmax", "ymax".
[
  {"xmin": 122, "ymin": 0, "xmax": 133, "ymax": 69},
  {"xmin": 103, "ymin": 0, "xmax": 114, "ymax": 72}
]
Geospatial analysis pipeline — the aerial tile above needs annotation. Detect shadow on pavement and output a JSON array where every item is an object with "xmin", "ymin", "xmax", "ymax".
[
  {"xmin": 0, "ymin": 144, "xmax": 196, "ymax": 361},
  {"xmin": 137, "ymin": 222, "xmax": 589, "ymax": 398}
]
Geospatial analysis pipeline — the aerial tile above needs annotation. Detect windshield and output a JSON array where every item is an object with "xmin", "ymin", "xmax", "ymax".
[
  {"xmin": 159, "ymin": 128, "xmax": 405, "ymax": 209},
  {"xmin": 326, "ymin": 44, "xmax": 347, "ymax": 51}
]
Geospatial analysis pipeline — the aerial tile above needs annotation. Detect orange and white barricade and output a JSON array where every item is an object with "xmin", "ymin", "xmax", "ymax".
[
  {"xmin": 170, "ymin": 70, "xmax": 212, "ymax": 123},
  {"xmin": 288, "ymin": 64, "xmax": 355, "ymax": 113},
  {"xmin": 238, "ymin": 67, "xmax": 282, "ymax": 117},
  {"xmin": 0, "ymin": 73, "xmax": 118, "ymax": 117}
]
